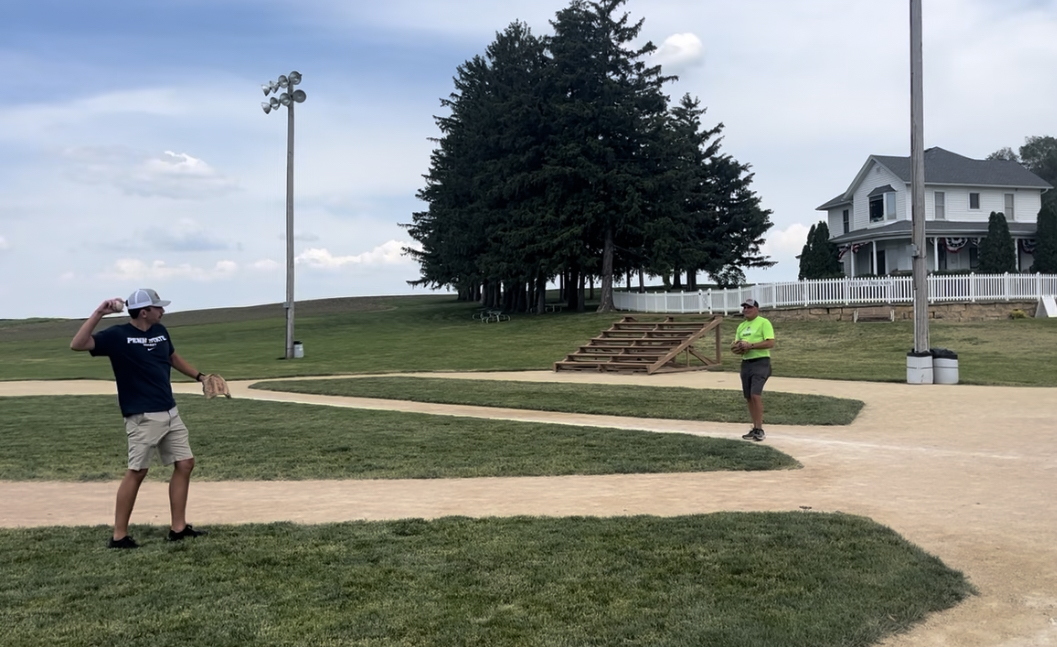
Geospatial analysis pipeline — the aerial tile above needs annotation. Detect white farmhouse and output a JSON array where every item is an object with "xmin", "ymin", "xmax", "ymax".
[{"xmin": 817, "ymin": 147, "xmax": 1052, "ymax": 277}]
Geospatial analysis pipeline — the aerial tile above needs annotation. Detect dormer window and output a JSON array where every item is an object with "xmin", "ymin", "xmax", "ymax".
[{"xmin": 868, "ymin": 185, "xmax": 897, "ymax": 223}]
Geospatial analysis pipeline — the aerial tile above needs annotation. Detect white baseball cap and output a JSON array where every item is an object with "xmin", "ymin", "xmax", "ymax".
[{"xmin": 126, "ymin": 288, "xmax": 171, "ymax": 310}]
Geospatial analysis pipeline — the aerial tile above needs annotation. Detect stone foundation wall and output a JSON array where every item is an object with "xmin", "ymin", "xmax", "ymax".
[{"xmin": 761, "ymin": 301, "xmax": 1038, "ymax": 323}]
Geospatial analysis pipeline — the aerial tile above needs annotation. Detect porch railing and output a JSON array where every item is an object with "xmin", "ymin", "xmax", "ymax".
[{"xmin": 613, "ymin": 273, "xmax": 1057, "ymax": 315}]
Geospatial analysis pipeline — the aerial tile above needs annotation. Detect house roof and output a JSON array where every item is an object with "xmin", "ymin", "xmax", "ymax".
[
  {"xmin": 829, "ymin": 219, "xmax": 1038, "ymax": 245},
  {"xmin": 873, "ymin": 147, "xmax": 1052, "ymax": 188},
  {"xmin": 817, "ymin": 193, "xmax": 851, "ymax": 210},
  {"xmin": 817, "ymin": 147, "xmax": 1053, "ymax": 211}
]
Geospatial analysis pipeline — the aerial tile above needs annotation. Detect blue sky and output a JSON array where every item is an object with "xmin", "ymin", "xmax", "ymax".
[{"xmin": 2, "ymin": 0, "xmax": 1055, "ymax": 319}]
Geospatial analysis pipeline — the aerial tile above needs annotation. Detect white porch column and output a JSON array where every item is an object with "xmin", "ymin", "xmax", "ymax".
[
  {"xmin": 933, "ymin": 237, "xmax": 939, "ymax": 272},
  {"xmin": 872, "ymin": 241, "xmax": 878, "ymax": 275}
]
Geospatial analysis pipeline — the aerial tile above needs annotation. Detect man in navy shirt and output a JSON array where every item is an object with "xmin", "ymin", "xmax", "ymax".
[{"xmin": 71, "ymin": 288, "xmax": 209, "ymax": 549}]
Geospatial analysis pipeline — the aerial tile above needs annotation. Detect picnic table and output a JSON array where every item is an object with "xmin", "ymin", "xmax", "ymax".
[{"xmin": 473, "ymin": 309, "xmax": 510, "ymax": 323}]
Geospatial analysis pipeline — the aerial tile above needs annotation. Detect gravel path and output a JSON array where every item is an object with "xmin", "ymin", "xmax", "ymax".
[{"xmin": 2, "ymin": 371, "xmax": 1055, "ymax": 646}]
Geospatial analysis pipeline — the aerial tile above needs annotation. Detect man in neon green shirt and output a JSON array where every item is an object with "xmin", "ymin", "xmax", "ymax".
[{"xmin": 732, "ymin": 298, "xmax": 775, "ymax": 442}]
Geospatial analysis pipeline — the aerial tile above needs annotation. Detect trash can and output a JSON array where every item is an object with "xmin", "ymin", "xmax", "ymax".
[
  {"xmin": 931, "ymin": 348, "xmax": 958, "ymax": 385},
  {"xmin": 906, "ymin": 350, "xmax": 933, "ymax": 384},
  {"xmin": 293, "ymin": 340, "xmax": 304, "ymax": 359}
]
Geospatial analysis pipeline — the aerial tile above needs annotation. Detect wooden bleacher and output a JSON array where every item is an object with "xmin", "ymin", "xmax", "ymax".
[{"xmin": 554, "ymin": 315, "xmax": 723, "ymax": 375}]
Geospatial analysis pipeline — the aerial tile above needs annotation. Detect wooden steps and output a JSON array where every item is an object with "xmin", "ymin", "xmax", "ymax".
[{"xmin": 554, "ymin": 316, "xmax": 724, "ymax": 374}]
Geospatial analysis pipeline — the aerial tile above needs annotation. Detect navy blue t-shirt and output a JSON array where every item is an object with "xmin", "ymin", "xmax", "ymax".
[{"xmin": 90, "ymin": 323, "xmax": 177, "ymax": 417}]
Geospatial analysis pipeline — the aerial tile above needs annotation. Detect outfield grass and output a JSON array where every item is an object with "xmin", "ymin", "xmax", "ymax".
[
  {"xmin": 0, "ymin": 514, "xmax": 973, "ymax": 646},
  {"xmin": 0, "ymin": 395, "xmax": 797, "ymax": 481},
  {"xmin": 252, "ymin": 376, "xmax": 864, "ymax": 426},
  {"xmin": 1, "ymin": 294, "xmax": 1055, "ymax": 385}
]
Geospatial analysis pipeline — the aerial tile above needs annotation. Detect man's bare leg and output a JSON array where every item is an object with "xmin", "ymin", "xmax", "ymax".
[
  {"xmin": 747, "ymin": 395, "xmax": 764, "ymax": 430},
  {"xmin": 169, "ymin": 457, "xmax": 195, "ymax": 533},
  {"xmin": 114, "ymin": 468, "xmax": 148, "ymax": 539}
]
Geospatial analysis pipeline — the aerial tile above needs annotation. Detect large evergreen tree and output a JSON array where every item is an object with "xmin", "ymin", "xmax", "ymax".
[
  {"xmin": 403, "ymin": 22, "xmax": 550, "ymax": 306},
  {"xmin": 978, "ymin": 211, "xmax": 1017, "ymax": 274},
  {"xmin": 1030, "ymin": 202, "xmax": 1057, "ymax": 273},
  {"xmin": 545, "ymin": 0, "xmax": 673, "ymax": 312},
  {"xmin": 404, "ymin": 1, "xmax": 775, "ymax": 311}
]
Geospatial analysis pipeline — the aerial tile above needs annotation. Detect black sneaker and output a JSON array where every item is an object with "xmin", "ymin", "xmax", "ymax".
[
  {"xmin": 742, "ymin": 428, "xmax": 760, "ymax": 440},
  {"xmin": 752, "ymin": 429, "xmax": 766, "ymax": 442},
  {"xmin": 167, "ymin": 524, "xmax": 208, "ymax": 542},
  {"xmin": 107, "ymin": 535, "xmax": 139, "ymax": 549}
]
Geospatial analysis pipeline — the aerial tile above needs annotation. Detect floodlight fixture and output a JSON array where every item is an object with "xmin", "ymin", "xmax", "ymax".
[
  {"xmin": 292, "ymin": 89, "xmax": 306, "ymax": 103},
  {"xmin": 278, "ymin": 74, "xmax": 289, "ymax": 88},
  {"xmin": 288, "ymin": 71, "xmax": 302, "ymax": 85},
  {"xmin": 280, "ymin": 92, "xmax": 291, "ymax": 106},
  {"xmin": 261, "ymin": 101, "xmax": 272, "ymax": 114}
]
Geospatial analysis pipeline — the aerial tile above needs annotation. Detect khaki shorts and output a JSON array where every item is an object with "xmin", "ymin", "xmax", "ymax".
[{"xmin": 123, "ymin": 407, "xmax": 193, "ymax": 470}]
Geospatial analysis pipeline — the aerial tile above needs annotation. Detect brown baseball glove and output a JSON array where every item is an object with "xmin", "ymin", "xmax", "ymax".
[{"xmin": 202, "ymin": 373, "xmax": 231, "ymax": 399}]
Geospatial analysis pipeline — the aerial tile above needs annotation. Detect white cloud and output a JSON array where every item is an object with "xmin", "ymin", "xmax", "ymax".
[
  {"xmin": 252, "ymin": 259, "xmax": 280, "ymax": 271},
  {"xmin": 139, "ymin": 218, "xmax": 230, "ymax": 252},
  {"xmin": 651, "ymin": 33, "xmax": 704, "ymax": 72},
  {"xmin": 0, "ymin": 235, "xmax": 8, "ymax": 250},
  {"xmin": 761, "ymin": 223, "xmax": 812, "ymax": 260},
  {"xmin": 61, "ymin": 146, "xmax": 239, "ymax": 199},
  {"xmin": 296, "ymin": 240, "xmax": 417, "ymax": 270},
  {"xmin": 100, "ymin": 259, "xmax": 240, "ymax": 282}
]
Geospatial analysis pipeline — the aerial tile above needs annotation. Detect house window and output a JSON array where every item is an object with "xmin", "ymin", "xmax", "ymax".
[
  {"xmin": 842, "ymin": 209, "xmax": 850, "ymax": 234},
  {"xmin": 969, "ymin": 192, "xmax": 980, "ymax": 210},
  {"xmin": 935, "ymin": 191, "xmax": 945, "ymax": 220},
  {"xmin": 869, "ymin": 196, "xmax": 884, "ymax": 222},
  {"xmin": 1005, "ymin": 193, "xmax": 1015, "ymax": 220},
  {"xmin": 885, "ymin": 193, "xmax": 897, "ymax": 220}
]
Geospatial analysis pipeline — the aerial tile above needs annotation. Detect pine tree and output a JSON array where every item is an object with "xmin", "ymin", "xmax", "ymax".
[
  {"xmin": 798, "ymin": 221, "xmax": 841, "ymax": 279},
  {"xmin": 978, "ymin": 211, "xmax": 1017, "ymax": 274},
  {"xmin": 546, "ymin": 0, "xmax": 673, "ymax": 311},
  {"xmin": 798, "ymin": 224, "xmax": 817, "ymax": 280},
  {"xmin": 1030, "ymin": 202, "xmax": 1057, "ymax": 273}
]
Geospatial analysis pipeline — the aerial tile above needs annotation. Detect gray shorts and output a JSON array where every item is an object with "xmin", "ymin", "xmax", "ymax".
[
  {"xmin": 740, "ymin": 358, "xmax": 772, "ymax": 399},
  {"xmin": 123, "ymin": 407, "xmax": 193, "ymax": 470}
]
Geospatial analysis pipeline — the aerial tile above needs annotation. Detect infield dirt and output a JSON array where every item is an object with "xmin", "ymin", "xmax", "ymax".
[{"xmin": 2, "ymin": 371, "xmax": 1055, "ymax": 646}]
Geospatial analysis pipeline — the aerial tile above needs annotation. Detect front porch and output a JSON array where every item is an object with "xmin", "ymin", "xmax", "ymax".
[{"xmin": 832, "ymin": 220, "xmax": 1038, "ymax": 277}]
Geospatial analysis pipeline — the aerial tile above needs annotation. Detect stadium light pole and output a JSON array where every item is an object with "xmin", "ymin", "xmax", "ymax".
[{"xmin": 261, "ymin": 71, "xmax": 307, "ymax": 360}]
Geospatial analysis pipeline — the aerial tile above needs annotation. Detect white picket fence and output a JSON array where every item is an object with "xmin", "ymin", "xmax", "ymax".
[{"xmin": 613, "ymin": 273, "xmax": 1057, "ymax": 315}]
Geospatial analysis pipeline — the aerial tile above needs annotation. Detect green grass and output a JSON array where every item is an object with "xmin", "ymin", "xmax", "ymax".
[
  {"xmin": 252, "ymin": 376, "xmax": 864, "ymax": 426},
  {"xmin": 0, "ymin": 395, "xmax": 797, "ymax": 481},
  {"xmin": 0, "ymin": 514, "xmax": 973, "ymax": 646},
  {"xmin": 2, "ymin": 294, "xmax": 1055, "ymax": 385}
]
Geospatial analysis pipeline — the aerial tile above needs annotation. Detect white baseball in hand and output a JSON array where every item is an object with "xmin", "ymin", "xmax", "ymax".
[{"xmin": 109, "ymin": 298, "xmax": 125, "ymax": 312}]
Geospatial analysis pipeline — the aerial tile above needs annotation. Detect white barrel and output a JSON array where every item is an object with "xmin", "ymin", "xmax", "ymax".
[
  {"xmin": 906, "ymin": 353, "xmax": 933, "ymax": 384},
  {"xmin": 293, "ymin": 341, "xmax": 304, "ymax": 359},
  {"xmin": 932, "ymin": 358, "xmax": 959, "ymax": 384}
]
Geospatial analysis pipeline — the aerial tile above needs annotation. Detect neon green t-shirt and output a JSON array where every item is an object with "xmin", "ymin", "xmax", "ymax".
[{"xmin": 735, "ymin": 316, "xmax": 774, "ymax": 360}]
